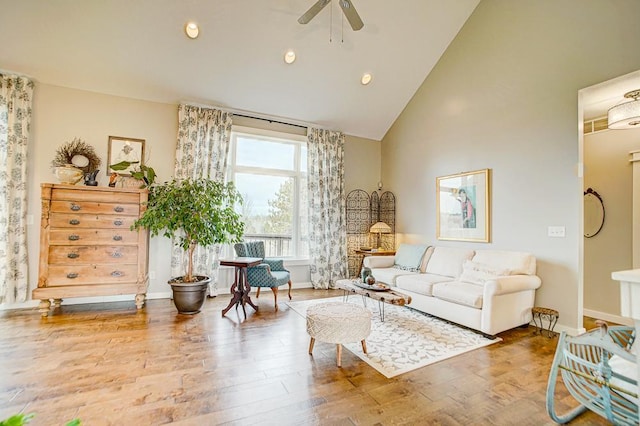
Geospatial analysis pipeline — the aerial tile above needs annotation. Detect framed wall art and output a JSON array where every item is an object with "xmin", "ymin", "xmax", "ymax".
[
  {"xmin": 107, "ymin": 136, "xmax": 145, "ymax": 176},
  {"xmin": 436, "ymin": 168, "xmax": 491, "ymax": 242}
]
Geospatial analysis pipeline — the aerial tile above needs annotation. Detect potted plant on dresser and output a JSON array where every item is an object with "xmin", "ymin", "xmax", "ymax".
[{"xmin": 132, "ymin": 178, "xmax": 245, "ymax": 314}]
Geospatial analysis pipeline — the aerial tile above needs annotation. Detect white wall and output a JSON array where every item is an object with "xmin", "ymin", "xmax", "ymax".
[
  {"xmin": 381, "ymin": 0, "xmax": 640, "ymax": 332},
  {"xmin": 584, "ymin": 128, "xmax": 640, "ymax": 320},
  {"xmin": 18, "ymin": 83, "xmax": 380, "ymax": 307}
]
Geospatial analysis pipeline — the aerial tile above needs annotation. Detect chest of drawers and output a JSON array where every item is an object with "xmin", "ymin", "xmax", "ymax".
[{"xmin": 34, "ymin": 183, "xmax": 149, "ymax": 316}]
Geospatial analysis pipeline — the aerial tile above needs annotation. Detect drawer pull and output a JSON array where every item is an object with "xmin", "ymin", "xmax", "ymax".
[
  {"xmin": 113, "ymin": 220, "xmax": 123, "ymax": 226},
  {"xmin": 111, "ymin": 270, "xmax": 124, "ymax": 277},
  {"xmin": 68, "ymin": 234, "xmax": 80, "ymax": 241},
  {"xmin": 67, "ymin": 273, "xmax": 78, "ymax": 279},
  {"xmin": 111, "ymin": 251, "xmax": 123, "ymax": 258},
  {"xmin": 114, "ymin": 206, "xmax": 124, "ymax": 213},
  {"xmin": 113, "ymin": 235, "xmax": 123, "ymax": 241},
  {"xmin": 70, "ymin": 203, "xmax": 81, "ymax": 211},
  {"xmin": 69, "ymin": 219, "xmax": 80, "ymax": 225},
  {"xmin": 67, "ymin": 252, "xmax": 79, "ymax": 259}
]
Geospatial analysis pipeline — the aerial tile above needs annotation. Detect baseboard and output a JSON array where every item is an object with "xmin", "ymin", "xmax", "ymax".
[
  {"xmin": 0, "ymin": 283, "xmax": 314, "ymax": 312},
  {"xmin": 583, "ymin": 308, "xmax": 634, "ymax": 327}
]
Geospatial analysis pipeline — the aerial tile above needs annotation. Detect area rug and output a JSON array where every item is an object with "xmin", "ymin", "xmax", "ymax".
[{"xmin": 287, "ymin": 297, "xmax": 501, "ymax": 378}]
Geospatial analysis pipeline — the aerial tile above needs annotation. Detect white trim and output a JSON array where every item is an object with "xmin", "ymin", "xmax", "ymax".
[
  {"xmin": 283, "ymin": 258, "xmax": 310, "ymax": 267},
  {"xmin": 0, "ymin": 284, "xmax": 317, "ymax": 312},
  {"xmin": 584, "ymin": 308, "xmax": 635, "ymax": 327},
  {"xmin": 232, "ymin": 125, "xmax": 307, "ymax": 143},
  {"xmin": 0, "ymin": 292, "xmax": 173, "ymax": 311}
]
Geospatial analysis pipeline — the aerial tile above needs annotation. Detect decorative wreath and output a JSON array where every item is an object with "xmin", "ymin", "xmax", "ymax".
[{"xmin": 51, "ymin": 138, "xmax": 101, "ymax": 173}]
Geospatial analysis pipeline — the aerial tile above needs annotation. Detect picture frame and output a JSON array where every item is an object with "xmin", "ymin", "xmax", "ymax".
[
  {"xmin": 107, "ymin": 136, "xmax": 145, "ymax": 176},
  {"xmin": 436, "ymin": 168, "xmax": 491, "ymax": 242}
]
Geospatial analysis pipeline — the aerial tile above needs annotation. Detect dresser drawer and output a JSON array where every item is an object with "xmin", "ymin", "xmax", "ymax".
[
  {"xmin": 48, "ymin": 246, "xmax": 138, "ymax": 264},
  {"xmin": 52, "ymin": 188, "xmax": 141, "ymax": 204},
  {"xmin": 50, "ymin": 213, "xmax": 136, "ymax": 229},
  {"xmin": 47, "ymin": 264, "xmax": 139, "ymax": 286},
  {"xmin": 50, "ymin": 200, "xmax": 139, "ymax": 216},
  {"xmin": 49, "ymin": 229, "xmax": 140, "ymax": 245}
]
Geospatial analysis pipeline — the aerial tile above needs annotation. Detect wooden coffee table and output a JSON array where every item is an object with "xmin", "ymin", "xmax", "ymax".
[{"xmin": 335, "ymin": 278, "xmax": 411, "ymax": 321}]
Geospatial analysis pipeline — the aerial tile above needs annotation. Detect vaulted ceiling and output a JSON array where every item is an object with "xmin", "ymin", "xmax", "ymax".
[{"xmin": 0, "ymin": 0, "xmax": 480, "ymax": 140}]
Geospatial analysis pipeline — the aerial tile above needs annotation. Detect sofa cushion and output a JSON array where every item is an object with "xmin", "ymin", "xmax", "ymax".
[
  {"xmin": 425, "ymin": 247, "xmax": 475, "ymax": 278},
  {"xmin": 370, "ymin": 267, "xmax": 416, "ymax": 286},
  {"xmin": 459, "ymin": 260, "xmax": 510, "ymax": 285},
  {"xmin": 419, "ymin": 246, "xmax": 434, "ymax": 273},
  {"xmin": 432, "ymin": 281, "xmax": 484, "ymax": 309},
  {"xmin": 393, "ymin": 243, "xmax": 429, "ymax": 272},
  {"xmin": 395, "ymin": 273, "xmax": 453, "ymax": 296},
  {"xmin": 472, "ymin": 250, "xmax": 536, "ymax": 276}
]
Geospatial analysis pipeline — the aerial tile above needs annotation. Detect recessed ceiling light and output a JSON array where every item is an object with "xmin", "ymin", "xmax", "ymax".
[
  {"xmin": 361, "ymin": 73, "xmax": 373, "ymax": 85},
  {"xmin": 185, "ymin": 22, "xmax": 199, "ymax": 39},
  {"xmin": 284, "ymin": 50, "xmax": 296, "ymax": 64}
]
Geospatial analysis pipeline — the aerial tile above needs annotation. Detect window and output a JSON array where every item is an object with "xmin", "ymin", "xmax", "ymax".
[{"xmin": 228, "ymin": 127, "xmax": 308, "ymax": 258}]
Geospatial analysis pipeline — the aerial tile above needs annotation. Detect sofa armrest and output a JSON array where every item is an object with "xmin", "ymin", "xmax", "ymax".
[
  {"xmin": 364, "ymin": 256, "xmax": 396, "ymax": 269},
  {"xmin": 484, "ymin": 275, "xmax": 542, "ymax": 296}
]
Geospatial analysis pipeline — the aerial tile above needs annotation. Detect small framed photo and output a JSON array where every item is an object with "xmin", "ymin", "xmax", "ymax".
[
  {"xmin": 436, "ymin": 168, "xmax": 491, "ymax": 242},
  {"xmin": 107, "ymin": 136, "xmax": 145, "ymax": 176}
]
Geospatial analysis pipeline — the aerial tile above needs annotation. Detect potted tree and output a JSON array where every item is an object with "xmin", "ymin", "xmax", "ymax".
[{"xmin": 133, "ymin": 178, "xmax": 245, "ymax": 314}]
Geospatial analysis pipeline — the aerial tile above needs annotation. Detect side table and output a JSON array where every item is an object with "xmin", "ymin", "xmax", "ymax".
[
  {"xmin": 531, "ymin": 306, "xmax": 559, "ymax": 338},
  {"xmin": 220, "ymin": 257, "xmax": 262, "ymax": 319},
  {"xmin": 354, "ymin": 249, "xmax": 396, "ymax": 278}
]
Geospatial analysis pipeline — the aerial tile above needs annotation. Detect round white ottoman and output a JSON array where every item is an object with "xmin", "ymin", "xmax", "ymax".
[{"xmin": 306, "ymin": 302, "xmax": 372, "ymax": 367}]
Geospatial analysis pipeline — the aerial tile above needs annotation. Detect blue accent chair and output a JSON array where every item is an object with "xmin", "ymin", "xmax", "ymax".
[{"xmin": 233, "ymin": 241, "xmax": 292, "ymax": 311}]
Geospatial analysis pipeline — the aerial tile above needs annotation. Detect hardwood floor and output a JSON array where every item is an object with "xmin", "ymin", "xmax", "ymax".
[{"xmin": 1, "ymin": 290, "xmax": 610, "ymax": 425}]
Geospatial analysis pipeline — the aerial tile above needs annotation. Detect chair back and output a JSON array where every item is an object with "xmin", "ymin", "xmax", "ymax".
[{"xmin": 234, "ymin": 241, "xmax": 265, "ymax": 259}]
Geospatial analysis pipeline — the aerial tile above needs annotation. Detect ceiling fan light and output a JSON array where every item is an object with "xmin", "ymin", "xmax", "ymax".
[
  {"xmin": 185, "ymin": 22, "xmax": 199, "ymax": 39},
  {"xmin": 284, "ymin": 50, "xmax": 296, "ymax": 64},
  {"xmin": 608, "ymin": 90, "xmax": 640, "ymax": 129},
  {"xmin": 361, "ymin": 73, "xmax": 372, "ymax": 85}
]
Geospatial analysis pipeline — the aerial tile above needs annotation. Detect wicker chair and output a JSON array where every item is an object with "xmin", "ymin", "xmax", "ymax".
[
  {"xmin": 546, "ymin": 321, "xmax": 638, "ymax": 424},
  {"xmin": 233, "ymin": 241, "xmax": 292, "ymax": 311}
]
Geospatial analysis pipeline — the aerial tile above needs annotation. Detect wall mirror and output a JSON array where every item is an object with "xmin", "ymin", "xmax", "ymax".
[{"xmin": 584, "ymin": 188, "xmax": 605, "ymax": 238}]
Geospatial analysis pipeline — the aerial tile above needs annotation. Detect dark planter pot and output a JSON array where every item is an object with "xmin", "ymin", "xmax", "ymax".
[{"xmin": 168, "ymin": 275, "xmax": 210, "ymax": 314}]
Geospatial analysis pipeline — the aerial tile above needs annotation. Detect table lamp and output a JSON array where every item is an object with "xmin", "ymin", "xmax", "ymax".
[{"xmin": 369, "ymin": 221, "xmax": 392, "ymax": 250}]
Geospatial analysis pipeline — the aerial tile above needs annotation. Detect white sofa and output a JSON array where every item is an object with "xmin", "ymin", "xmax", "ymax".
[{"xmin": 364, "ymin": 245, "xmax": 542, "ymax": 336}]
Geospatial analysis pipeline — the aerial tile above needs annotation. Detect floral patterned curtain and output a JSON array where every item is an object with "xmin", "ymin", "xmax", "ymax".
[
  {"xmin": 307, "ymin": 128, "xmax": 348, "ymax": 289},
  {"xmin": 172, "ymin": 104, "xmax": 233, "ymax": 296},
  {"xmin": 0, "ymin": 75, "xmax": 34, "ymax": 304}
]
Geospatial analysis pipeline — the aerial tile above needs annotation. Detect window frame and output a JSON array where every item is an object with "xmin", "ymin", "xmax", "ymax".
[{"xmin": 228, "ymin": 125, "xmax": 308, "ymax": 259}]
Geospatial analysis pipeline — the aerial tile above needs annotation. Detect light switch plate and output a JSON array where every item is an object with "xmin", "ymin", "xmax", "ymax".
[{"xmin": 548, "ymin": 226, "xmax": 566, "ymax": 238}]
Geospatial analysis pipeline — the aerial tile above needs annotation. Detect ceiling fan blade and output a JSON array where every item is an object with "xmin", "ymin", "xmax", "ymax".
[
  {"xmin": 338, "ymin": 0, "xmax": 364, "ymax": 31},
  {"xmin": 298, "ymin": 0, "xmax": 331, "ymax": 25}
]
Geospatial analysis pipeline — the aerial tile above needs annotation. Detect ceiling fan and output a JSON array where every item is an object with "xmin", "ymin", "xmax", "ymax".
[{"xmin": 298, "ymin": 0, "xmax": 364, "ymax": 31}]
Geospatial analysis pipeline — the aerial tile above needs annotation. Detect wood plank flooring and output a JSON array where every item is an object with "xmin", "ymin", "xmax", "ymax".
[{"xmin": 1, "ymin": 289, "xmax": 610, "ymax": 425}]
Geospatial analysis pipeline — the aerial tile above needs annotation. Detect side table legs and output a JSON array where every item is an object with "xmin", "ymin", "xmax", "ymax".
[{"xmin": 222, "ymin": 266, "xmax": 258, "ymax": 318}]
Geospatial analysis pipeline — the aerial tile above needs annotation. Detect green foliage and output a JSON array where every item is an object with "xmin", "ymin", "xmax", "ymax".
[
  {"xmin": 0, "ymin": 413, "xmax": 35, "ymax": 426},
  {"xmin": 109, "ymin": 161, "xmax": 156, "ymax": 188},
  {"xmin": 265, "ymin": 179, "xmax": 293, "ymax": 234},
  {"xmin": 132, "ymin": 178, "xmax": 245, "ymax": 282},
  {"xmin": 109, "ymin": 160, "xmax": 139, "ymax": 171},
  {"xmin": 0, "ymin": 413, "xmax": 79, "ymax": 426}
]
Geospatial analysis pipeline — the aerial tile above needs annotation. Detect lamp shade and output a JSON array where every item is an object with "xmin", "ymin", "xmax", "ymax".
[
  {"xmin": 608, "ymin": 90, "xmax": 640, "ymax": 130},
  {"xmin": 369, "ymin": 221, "xmax": 392, "ymax": 234}
]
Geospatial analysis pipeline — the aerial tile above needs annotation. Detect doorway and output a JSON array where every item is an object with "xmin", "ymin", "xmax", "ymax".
[{"xmin": 579, "ymin": 69, "xmax": 640, "ymax": 328}]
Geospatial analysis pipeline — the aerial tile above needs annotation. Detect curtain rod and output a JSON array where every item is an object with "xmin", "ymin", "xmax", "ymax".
[{"xmin": 232, "ymin": 113, "xmax": 309, "ymax": 130}]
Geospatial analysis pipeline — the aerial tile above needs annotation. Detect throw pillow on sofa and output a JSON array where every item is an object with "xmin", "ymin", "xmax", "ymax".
[
  {"xmin": 393, "ymin": 244, "xmax": 429, "ymax": 272},
  {"xmin": 459, "ymin": 260, "xmax": 510, "ymax": 285}
]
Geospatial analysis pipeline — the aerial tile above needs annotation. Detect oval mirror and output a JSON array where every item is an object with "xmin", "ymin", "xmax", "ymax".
[{"xmin": 584, "ymin": 188, "xmax": 605, "ymax": 238}]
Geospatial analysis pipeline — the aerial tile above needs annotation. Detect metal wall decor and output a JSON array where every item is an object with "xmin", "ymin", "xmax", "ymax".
[
  {"xmin": 584, "ymin": 187, "xmax": 605, "ymax": 238},
  {"xmin": 345, "ymin": 188, "xmax": 396, "ymax": 277}
]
